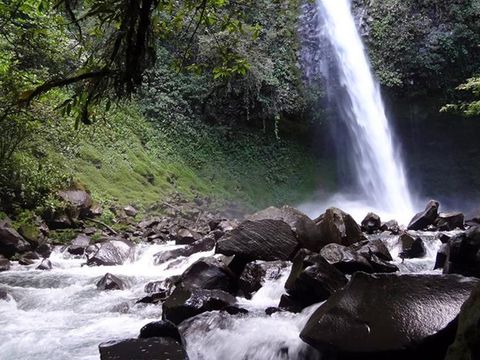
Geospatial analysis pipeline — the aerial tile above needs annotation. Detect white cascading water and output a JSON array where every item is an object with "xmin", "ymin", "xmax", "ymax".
[{"xmin": 305, "ymin": 0, "xmax": 415, "ymax": 222}]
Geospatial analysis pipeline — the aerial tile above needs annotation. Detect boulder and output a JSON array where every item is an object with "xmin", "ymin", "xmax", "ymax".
[
  {"xmin": 99, "ymin": 338, "xmax": 188, "ymax": 360},
  {"xmin": 407, "ymin": 200, "xmax": 439, "ymax": 230},
  {"xmin": 216, "ymin": 219, "xmax": 299, "ymax": 261},
  {"xmin": 96, "ymin": 273, "xmax": 126, "ymax": 290},
  {"xmin": 67, "ymin": 234, "xmax": 91, "ymax": 255},
  {"xmin": 175, "ymin": 228, "xmax": 201, "ymax": 245},
  {"xmin": 300, "ymin": 273, "xmax": 479, "ymax": 360},
  {"xmin": 443, "ymin": 227, "xmax": 480, "ymax": 278},
  {"xmin": 398, "ymin": 233, "xmax": 415, "ymax": 250},
  {"xmin": 154, "ymin": 235, "xmax": 215, "ymax": 264},
  {"xmin": 176, "ymin": 257, "xmax": 237, "ymax": 294},
  {"xmin": 162, "ymin": 287, "xmax": 236, "ymax": 325},
  {"xmin": 285, "ymin": 249, "xmax": 347, "ymax": 307},
  {"xmin": 435, "ymin": 212, "xmax": 464, "ymax": 231},
  {"xmin": 58, "ymin": 189, "xmax": 93, "ymax": 219},
  {"xmin": 0, "ymin": 225, "xmax": 30, "ymax": 258},
  {"xmin": 400, "ymin": 237, "xmax": 427, "ymax": 259},
  {"xmin": 123, "ymin": 205, "xmax": 138, "ymax": 217},
  {"xmin": 445, "ymin": 285, "xmax": 480, "ymax": 360},
  {"xmin": 320, "ymin": 243, "xmax": 373, "ymax": 274},
  {"xmin": 247, "ymin": 206, "xmax": 323, "ymax": 252},
  {"xmin": 0, "ymin": 255, "xmax": 10, "ymax": 271},
  {"xmin": 381, "ymin": 220, "xmax": 400, "ymax": 235},
  {"xmin": 18, "ymin": 222, "xmax": 44, "ymax": 248},
  {"xmin": 434, "ymin": 244, "xmax": 449, "ymax": 270},
  {"xmin": 350, "ymin": 239, "xmax": 393, "ymax": 261},
  {"xmin": 87, "ymin": 239, "xmax": 134, "ymax": 266},
  {"xmin": 361, "ymin": 213, "xmax": 381, "ymax": 234},
  {"xmin": 139, "ymin": 320, "xmax": 182, "ymax": 342},
  {"xmin": 367, "ymin": 254, "xmax": 399, "ymax": 273},
  {"xmin": 315, "ymin": 208, "xmax": 363, "ymax": 247},
  {"xmin": 0, "ymin": 289, "xmax": 8, "ymax": 301},
  {"xmin": 238, "ymin": 260, "xmax": 289, "ymax": 299},
  {"xmin": 36, "ymin": 258, "xmax": 52, "ymax": 271}
]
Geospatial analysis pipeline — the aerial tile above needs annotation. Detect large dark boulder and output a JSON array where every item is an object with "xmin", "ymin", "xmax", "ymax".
[
  {"xmin": 96, "ymin": 273, "xmax": 126, "ymax": 290},
  {"xmin": 36, "ymin": 258, "xmax": 52, "ymax": 271},
  {"xmin": 300, "ymin": 273, "xmax": 479, "ymax": 360},
  {"xmin": 285, "ymin": 249, "xmax": 348, "ymax": 308},
  {"xmin": 315, "ymin": 208, "xmax": 363, "ymax": 247},
  {"xmin": 162, "ymin": 287, "xmax": 236, "ymax": 325},
  {"xmin": 400, "ymin": 237, "xmax": 427, "ymax": 259},
  {"xmin": 238, "ymin": 260, "xmax": 289, "ymax": 299},
  {"xmin": 361, "ymin": 213, "xmax": 381, "ymax": 234},
  {"xmin": 58, "ymin": 189, "xmax": 93, "ymax": 219},
  {"xmin": 87, "ymin": 239, "xmax": 134, "ymax": 266},
  {"xmin": 444, "ymin": 227, "xmax": 480, "ymax": 278},
  {"xmin": 154, "ymin": 235, "xmax": 215, "ymax": 264},
  {"xmin": 176, "ymin": 257, "xmax": 237, "ymax": 294},
  {"xmin": 99, "ymin": 338, "xmax": 188, "ymax": 360},
  {"xmin": 350, "ymin": 239, "xmax": 393, "ymax": 261},
  {"xmin": 175, "ymin": 228, "xmax": 201, "ymax": 245},
  {"xmin": 407, "ymin": 200, "xmax": 439, "ymax": 230},
  {"xmin": 0, "ymin": 255, "xmax": 10, "ymax": 272},
  {"xmin": 216, "ymin": 219, "xmax": 299, "ymax": 261},
  {"xmin": 381, "ymin": 220, "xmax": 400, "ymax": 235},
  {"xmin": 445, "ymin": 285, "xmax": 480, "ymax": 360},
  {"xmin": 0, "ymin": 225, "xmax": 30, "ymax": 258},
  {"xmin": 247, "ymin": 206, "xmax": 323, "ymax": 252},
  {"xmin": 67, "ymin": 234, "xmax": 91, "ymax": 255},
  {"xmin": 139, "ymin": 320, "xmax": 182, "ymax": 342},
  {"xmin": 434, "ymin": 244, "xmax": 449, "ymax": 270},
  {"xmin": 319, "ymin": 244, "xmax": 373, "ymax": 274},
  {"xmin": 435, "ymin": 212, "xmax": 464, "ymax": 231}
]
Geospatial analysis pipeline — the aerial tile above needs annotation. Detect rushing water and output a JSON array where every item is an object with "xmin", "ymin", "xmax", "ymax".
[
  {"xmin": 0, "ymin": 232, "xmax": 444, "ymax": 360},
  {"xmin": 301, "ymin": 0, "xmax": 415, "ymax": 223}
]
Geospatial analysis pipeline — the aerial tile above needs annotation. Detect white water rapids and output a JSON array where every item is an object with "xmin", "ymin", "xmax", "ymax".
[
  {"xmin": 0, "ymin": 233, "xmax": 444, "ymax": 360},
  {"xmin": 301, "ymin": 0, "xmax": 415, "ymax": 223}
]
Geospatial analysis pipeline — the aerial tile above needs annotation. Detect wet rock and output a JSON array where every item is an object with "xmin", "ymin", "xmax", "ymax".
[
  {"xmin": 361, "ymin": 213, "xmax": 381, "ymax": 234},
  {"xmin": 315, "ymin": 207, "xmax": 363, "ymax": 247},
  {"xmin": 320, "ymin": 243, "xmax": 373, "ymax": 274},
  {"xmin": 96, "ymin": 273, "xmax": 126, "ymax": 290},
  {"xmin": 265, "ymin": 307, "xmax": 283, "ymax": 316},
  {"xmin": 398, "ymin": 233, "xmax": 415, "ymax": 250},
  {"xmin": 0, "ymin": 289, "xmax": 8, "ymax": 301},
  {"xmin": 163, "ymin": 287, "xmax": 236, "ymax": 325},
  {"xmin": 435, "ymin": 212, "xmax": 464, "ymax": 231},
  {"xmin": 99, "ymin": 337, "xmax": 188, "ymax": 360},
  {"xmin": 0, "ymin": 225, "xmax": 30, "ymax": 258},
  {"xmin": 136, "ymin": 292, "xmax": 169, "ymax": 305},
  {"xmin": 0, "ymin": 255, "xmax": 10, "ymax": 271},
  {"xmin": 216, "ymin": 219, "xmax": 298, "ymax": 261},
  {"xmin": 438, "ymin": 233, "xmax": 451, "ymax": 244},
  {"xmin": 36, "ymin": 258, "xmax": 52, "ymax": 270},
  {"xmin": 434, "ymin": 244, "xmax": 449, "ymax": 270},
  {"xmin": 176, "ymin": 257, "xmax": 237, "ymax": 294},
  {"xmin": 87, "ymin": 239, "xmax": 134, "ymax": 266},
  {"xmin": 278, "ymin": 294, "xmax": 304, "ymax": 313},
  {"xmin": 67, "ymin": 234, "xmax": 91, "ymax": 255},
  {"xmin": 154, "ymin": 235, "xmax": 216, "ymax": 264},
  {"xmin": 285, "ymin": 249, "xmax": 348, "ymax": 307},
  {"xmin": 400, "ymin": 237, "xmax": 427, "ymax": 259},
  {"xmin": 445, "ymin": 285, "xmax": 480, "ymax": 360},
  {"xmin": 139, "ymin": 320, "xmax": 182, "ymax": 342},
  {"xmin": 368, "ymin": 254, "xmax": 399, "ymax": 273},
  {"xmin": 238, "ymin": 260, "xmax": 289, "ymax": 299},
  {"xmin": 123, "ymin": 205, "xmax": 138, "ymax": 217},
  {"xmin": 350, "ymin": 239, "xmax": 393, "ymax": 261},
  {"xmin": 300, "ymin": 273, "xmax": 479, "ymax": 360},
  {"xmin": 381, "ymin": 220, "xmax": 400, "ymax": 234},
  {"xmin": 144, "ymin": 277, "xmax": 178, "ymax": 295},
  {"xmin": 407, "ymin": 200, "xmax": 439, "ymax": 230},
  {"xmin": 175, "ymin": 228, "xmax": 201, "ymax": 245},
  {"xmin": 444, "ymin": 227, "xmax": 480, "ymax": 278},
  {"xmin": 36, "ymin": 243, "xmax": 52, "ymax": 258},
  {"xmin": 18, "ymin": 257, "xmax": 35, "ymax": 266},
  {"xmin": 247, "ymin": 206, "xmax": 323, "ymax": 252}
]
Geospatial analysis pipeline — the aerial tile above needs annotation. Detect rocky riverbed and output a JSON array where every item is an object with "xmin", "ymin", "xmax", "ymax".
[{"xmin": 1, "ymin": 194, "xmax": 479, "ymax": 360}]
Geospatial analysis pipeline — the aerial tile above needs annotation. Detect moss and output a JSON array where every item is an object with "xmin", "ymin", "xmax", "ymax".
[{"xmin": 49, "ymin": 229, "xmax": 77, "ymax": 245}]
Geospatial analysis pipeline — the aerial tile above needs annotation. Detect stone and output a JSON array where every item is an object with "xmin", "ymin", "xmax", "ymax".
[
  {"xmin": 67, "ymin": 234, "xmax": 91, "ymax": 255},
  {"xmin": 300, "ymin": 273, "xmax": 479, "ymax": 360},
  {"xmin": 58, "ymin": 189, "xmax": 93, "ymax": 219},
  {"xmin": 247, "ymin": 206, "xmax": 323, "ymax": 252},
  {"xmin": 154, "ymin": 236, "xmax": 215, "ymax": 264},
  {"xmin": 216, "ymin": 219, "xmax": 299, "ymax": 261},
  {"xmin": 175, "ymin": 228, "xmax": 201, "ymax": 245},
  {"xmin": 400, "ymin": 237, "xmax": 427, "ymax": 259},
  {"xmin": 315, "ymin": 207, "xmax": 363, "ymax": 247},
  {"xmin": 381, "ymin": 220, "xmax": 400, "ymax": 234},
  {"xmin": 434, "ymin": 244, "xmax": 449, "ymax": 270},
  {"xmin": 285, "ymin": 249, "xmax": 348, "ymax": 307},
  {"xmin": 162, "ymin": 287, "xmax": 236, "ymax": 325},
  {"xmin": 445, "ymin": 285, "xmax": 480, "ymax": 360},
  {"xmin": 444, "ymin": 227, "xmax": 480, "ymax": 278},
  {"xmin": 0, "ymin": 255, "xmax": 10, "ymax": 271},
  {"xmin": 0, "ymin": 289, "xmax": 8, "ymax": 301},
  {"xmin": 350, "ymin": 239, "xmax": 393, "ymax": 261},
  {"xmin": 238, "ymin": 260, "xmax": 289, "ymax": 299},
  {"xmin": 123, "ymin": 205, "xmax": 138, "ymax": 217},
  {"xmin": 96, "ymin": 273, "xmax": 126, "ymax": 290},
  {"xmin": 361, "ymin": 213, "xmax": 381, "ymax": 234},
  {"xmin": 139, "ymin": 320, "xmax": 182, "ymax": 342},
  {"xmin": 99, "ymin": 338, "xmax": 188, "ymax": 360},
  {"xmin": 176, "ymin": 257, "xmax": 237, "ymax": 294},
  {"xmin": 407, "ymin": 200, "xmax": 440, "ymax": 230},
  {"xmin": 87, "ymin": 239, "xmax": 134, "ymax": 266},
  {"xmin": 320, "ymin": 243, "xmax": 373, "ymax": 274},
  {"xmin": 0, "ymin": 225, "xmax": 30, "ymax": 258},
  {"xmin": 36, "ymin": 258, "xmax": 52, "ymax": 270},
  {"xmin": 435, "ymin": 212, "xmax": 464, "ymax": 231}
]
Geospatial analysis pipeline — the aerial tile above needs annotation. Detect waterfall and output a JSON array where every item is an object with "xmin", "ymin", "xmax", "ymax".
[{"xmin": 304, "ymin": 0, "xmax": 414, "ymax": 221}]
